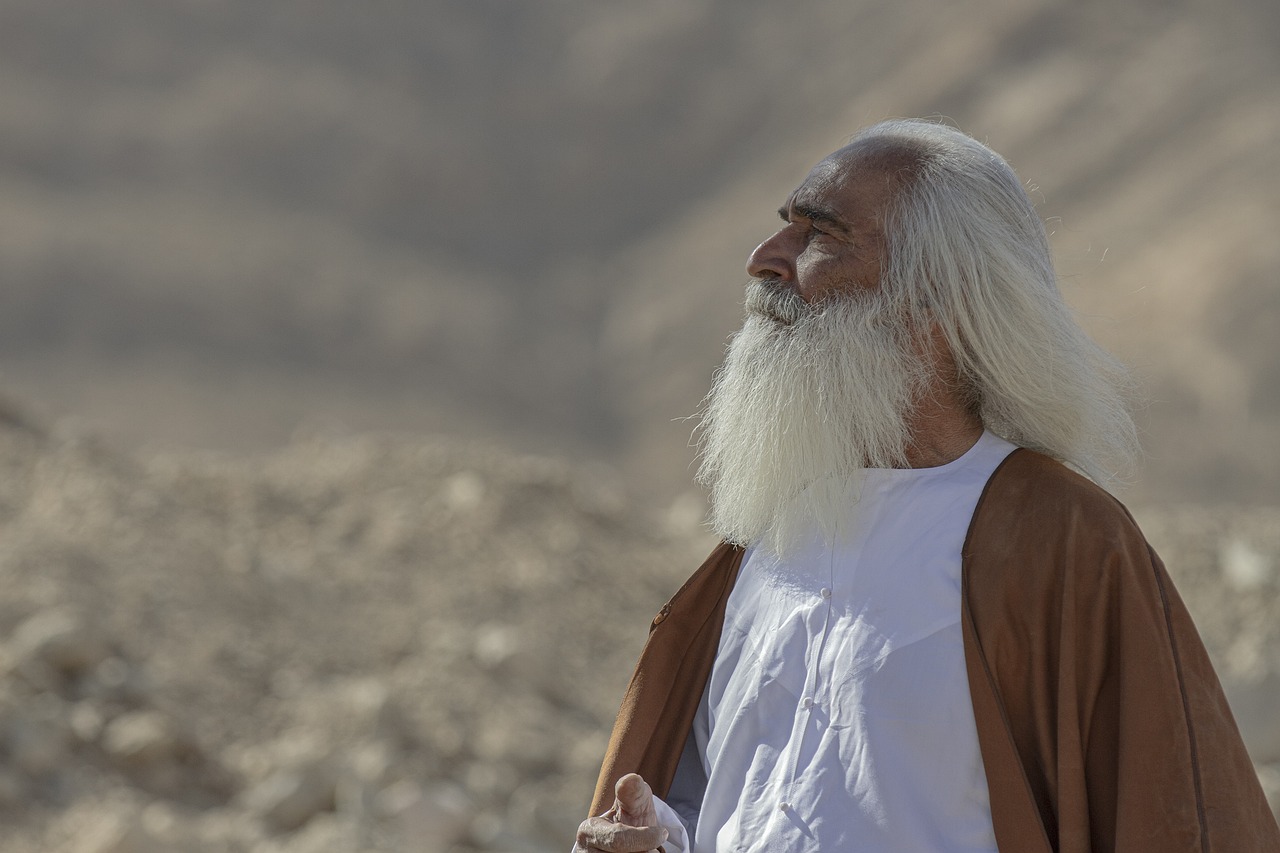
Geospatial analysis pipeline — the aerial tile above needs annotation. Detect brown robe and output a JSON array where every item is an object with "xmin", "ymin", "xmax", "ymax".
[{"xmin": 591, "ymin": 449, "xmax": 1280, "ymax": 851}]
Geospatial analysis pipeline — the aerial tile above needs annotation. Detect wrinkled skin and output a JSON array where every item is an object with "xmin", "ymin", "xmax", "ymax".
[
  {"xmin": 573, "ymin": 774, "xmax": 668, "ymax": 853},
  {"xmin": 746, "ymin": 137, "xmax": 921, "ymax": 304}
]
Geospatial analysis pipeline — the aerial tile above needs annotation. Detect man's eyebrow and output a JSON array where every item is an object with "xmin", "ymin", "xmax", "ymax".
[{"xmin": 778, "ymin": 201, "xmax": 850, "ymax": 233}]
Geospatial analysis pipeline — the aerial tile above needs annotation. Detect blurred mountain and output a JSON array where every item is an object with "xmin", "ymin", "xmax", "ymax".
[{"xmin": 1, "ymin": 0, "xmax": 1277, "ymax": 502}]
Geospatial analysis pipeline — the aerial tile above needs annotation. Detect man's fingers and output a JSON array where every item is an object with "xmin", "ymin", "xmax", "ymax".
[
  {"xmin": 576, "ymin": 816, "xmax": 667, "ymax": 852},
  {"xmin": 575, "ymin": 775, "xmax": 662, "ymax": 852},
  {"xmin": 600, "ymin": 821, "xmax": 668, "ymax": 851},
  {"xmin": 614, "ymin": 772, "xmax": 655, "ymax": 816}
]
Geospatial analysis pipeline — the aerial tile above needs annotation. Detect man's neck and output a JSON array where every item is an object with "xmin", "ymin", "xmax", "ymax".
[
  {"xmin": 902, "ymin": 395, "xmax": 985, "ymax": 469},
  {"xmin": 901, "ymin": 328, "xmax": 985, "ymax": 469}
]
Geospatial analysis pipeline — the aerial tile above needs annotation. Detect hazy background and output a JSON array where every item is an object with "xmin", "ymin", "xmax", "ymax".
[{"xmin": 2, "ymin": 0, "xmax": 1278, "ymax": 506}]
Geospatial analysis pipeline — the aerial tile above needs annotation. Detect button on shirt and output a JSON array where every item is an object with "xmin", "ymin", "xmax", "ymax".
[{"xmin": 655, "ymin": 431, "xmax": 1016, "ymax": 852}]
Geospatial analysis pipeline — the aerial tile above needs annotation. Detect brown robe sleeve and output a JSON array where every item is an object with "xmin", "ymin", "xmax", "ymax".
[
  {"xmin": 963, "ymin": 449, "xmax": 1280, "ymax": 852},
  {"xmin": 589, "ymin": 542, "xmax": 745, "ymax": 816}
]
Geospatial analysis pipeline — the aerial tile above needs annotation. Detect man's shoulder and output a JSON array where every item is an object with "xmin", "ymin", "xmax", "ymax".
[
  {"xmin": 651, "ymin": 541, "xmax": 745, "ymax": 633},
  {"xmin": 975, "ymin": 447, "xmax": 1140, "ymax": 543},
  {"xmin": 964, "ymin": 447, "xmax": 1157, "ymax": 604}
]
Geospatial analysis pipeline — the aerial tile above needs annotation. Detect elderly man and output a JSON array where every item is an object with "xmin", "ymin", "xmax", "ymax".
[{"xmin": 575, "ymin": 120, "xmax": 1280, "ymax": 852}]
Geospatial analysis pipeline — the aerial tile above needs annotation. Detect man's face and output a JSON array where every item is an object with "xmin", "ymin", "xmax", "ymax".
[{"xmin": 746, "ymin": 143, "xmax": 901, "ymax": 304}]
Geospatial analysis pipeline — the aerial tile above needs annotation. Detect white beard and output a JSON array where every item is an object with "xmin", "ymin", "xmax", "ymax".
[{"xmin": 695, "ymin": 279, "xmax": 930, "ymax": 556}]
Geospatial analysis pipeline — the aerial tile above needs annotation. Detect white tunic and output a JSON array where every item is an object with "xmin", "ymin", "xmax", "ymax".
[{"xmin": 655, "ymin": 431, "xmax": 1015, "ymax": 852}]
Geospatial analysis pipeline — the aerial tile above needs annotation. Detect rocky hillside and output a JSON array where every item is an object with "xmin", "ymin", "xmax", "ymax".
[
  {"xmin": 0, "ymin": 415, "xmax": 715, "ymax": 852},
  {"xmin": 0, "ymin": 413, "xmax": 1276, "ymax": 852},
  {"xmin": 1, "ymin": 0, "xmax": 1278, "ymax": 505}
]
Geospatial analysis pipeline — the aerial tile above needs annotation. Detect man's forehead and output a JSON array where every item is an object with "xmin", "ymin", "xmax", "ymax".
[
  {"xmin": 783, "ymin": 149, "xmax": 896, "ymax": 223},
  {"xmin": 778, "ymin": 158, "xmax": 835, "ymax": 208},
  {"xmin": 804, "ymin": 154, "xmax": 848, "ymax": 187}
]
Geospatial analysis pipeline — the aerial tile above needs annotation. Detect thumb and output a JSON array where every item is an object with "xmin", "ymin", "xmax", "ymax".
[{"xmin": 613, "ymin": 773, "xmax": 657, "ymax": 825}]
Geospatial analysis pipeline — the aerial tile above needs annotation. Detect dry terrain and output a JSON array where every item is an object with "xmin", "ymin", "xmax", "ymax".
[{"xmin": 0, "ymin": 413, "xmax": 1276, "ymax": 852}]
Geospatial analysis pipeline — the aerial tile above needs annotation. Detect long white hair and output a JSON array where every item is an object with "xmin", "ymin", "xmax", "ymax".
[
  {"xmin": 864, "ymin": 119, "xmax": 1138, "ymax": 486},
  {"xmin": 696, "ymin": 121, "xmax": 1138, "ymax": 553}
]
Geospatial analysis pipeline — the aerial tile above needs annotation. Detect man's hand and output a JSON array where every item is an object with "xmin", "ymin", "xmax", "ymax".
[{"xmin": 574, "ymin": 774, "xmax": 669, "ymax": 852}]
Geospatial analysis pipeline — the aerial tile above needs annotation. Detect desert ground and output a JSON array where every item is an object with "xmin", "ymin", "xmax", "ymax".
[{"xmin": 0, "ymin": 411, "xmax": 1276, "ymax": 851}]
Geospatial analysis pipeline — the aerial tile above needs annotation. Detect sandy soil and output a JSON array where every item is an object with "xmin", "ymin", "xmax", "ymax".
[{"xmin": 0, "ymin": 417, "xmax": 1274, "ymax": 851}]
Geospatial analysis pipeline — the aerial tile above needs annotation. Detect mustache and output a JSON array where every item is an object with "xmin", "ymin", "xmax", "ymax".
[{"xmin": 744, "ymin": 278, "xmax": 808, "ymax": 325}]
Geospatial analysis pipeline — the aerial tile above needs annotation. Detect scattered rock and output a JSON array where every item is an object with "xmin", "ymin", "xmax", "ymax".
[
  {"xmin": 0, "ymin": 767, "xmax": 26, "ymax": 808},
  {"xmin": 378, "ymin": 781, "xmax": 474, "ymax": 851},
  {"xmin": 7, "ymin": 608, "xmax": 110, "ymax": 685},
  {"xmin": 443, "ymin": 471, "xmax": 486, "ymax": 512},
  {"xmin": 72, "ymin": 812, "xmax": 164, "ymax": 853},
  {"xmin": 244, "ymin": 762, "xmax": 337, "ymax": 833},
  {"xmin": 473, "ymin": 624, "xmax": 520, "ymax": 670},
  {"xmin": 1220, "ymin": 537, "xmax": 1274, "ymax": 591},
  {"xmin": 6, "ymin": 700, "xmax": 72, "ymax": 777},
  {"xmin": 101, "ymin": 711, "xmax": 190, "ymax": 771},
  {"xmin": 81, "ymin": 657, "xmax": 148, "ymax": 705},
  {"xmin": 69, "ymin": 702, "xmax": 106, "ymax": 744}
]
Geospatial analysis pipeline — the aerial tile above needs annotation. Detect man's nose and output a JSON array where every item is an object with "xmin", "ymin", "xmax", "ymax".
[{"xmin": 746, "ymin": 229, "xmax": 795, "ymax": 281}]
